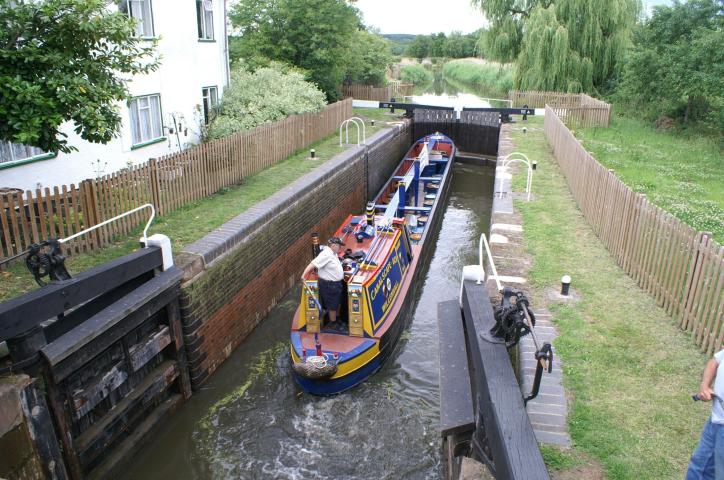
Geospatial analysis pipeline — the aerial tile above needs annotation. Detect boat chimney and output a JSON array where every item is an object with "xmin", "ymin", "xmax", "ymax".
[
  {"xmin": 366, "ymin": 202, "xmax": 375, "ymax": 229},
  {"xmin": 311, "ymin": 232, "xmax": 320, "ymax": 257}
]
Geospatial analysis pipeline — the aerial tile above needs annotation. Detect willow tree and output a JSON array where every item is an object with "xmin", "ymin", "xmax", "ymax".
[{"xmin": 473, "ymin": 0, "xmax": 640, "ymax": 92}]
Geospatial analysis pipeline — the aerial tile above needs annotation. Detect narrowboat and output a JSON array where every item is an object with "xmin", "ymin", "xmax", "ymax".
[{"xmin": 290, "ymin": 133, "xmax": 456, "ymax": 395}]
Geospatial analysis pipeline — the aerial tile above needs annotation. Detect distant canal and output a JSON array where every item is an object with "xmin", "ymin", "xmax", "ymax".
[
  {"xmin": 122, "ymin": 123, "xmax": 496, "ymax": 480},
  {"xmin": 409, "ymin": 71, "xmax": 509, "ymax": 109}
]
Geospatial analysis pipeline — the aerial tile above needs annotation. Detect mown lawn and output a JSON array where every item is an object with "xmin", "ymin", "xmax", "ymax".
[
  {"xmin": 0, "ymin": 108, "xmax": 400, "ymax": 302},
  {"xmin": 576, "ymin": 115, "xmax": 723, "ymax": 243},
  {"xmin": 510, "ymin": 116, "xmax": 708, "ymax": 479}
]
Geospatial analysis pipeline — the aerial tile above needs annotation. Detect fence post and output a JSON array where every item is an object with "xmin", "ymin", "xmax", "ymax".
[
  {"xmin": 149, "ymin": 158, "xmax": 162, "ymax": 215},
  {"xmin": 79, "ymin": 180, "xmax": 100, "ymax": 249}
]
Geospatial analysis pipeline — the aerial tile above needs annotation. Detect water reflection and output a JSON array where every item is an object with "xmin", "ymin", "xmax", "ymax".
[{"xmin": 409, "ymin": 72, "xmax": 509, "ymax": 108}]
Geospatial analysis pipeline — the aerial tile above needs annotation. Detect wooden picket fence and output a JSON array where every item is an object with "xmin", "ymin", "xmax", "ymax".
[
  {"xmin": 544, "ymin": 105, "xmax": 724, "ymax": 354},
  {"xmin": 509, "ymin": 90, "xmax": 611, "ymax": 128},
  {"xmin": 0, "ymin": 99, "xmax": 353, "ymax": 263},
  {"xmin": 342, "ymin": 81, "xmax": 413, "ymax": 102}
]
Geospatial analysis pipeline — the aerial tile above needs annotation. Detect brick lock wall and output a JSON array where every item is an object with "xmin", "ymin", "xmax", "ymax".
[{"xmin": 176, "ymin": 124, "xmax": 411, "ymax": 388}]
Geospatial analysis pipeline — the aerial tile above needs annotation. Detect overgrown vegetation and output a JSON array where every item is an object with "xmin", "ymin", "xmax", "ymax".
[
  {"xmin": 442, "ymin": 60, "xmax": 513, "ymax": 96},
  {"xmin": 0, "ymin": 109, "xmax": 396, "ymax": 302},
  {"xmin": 576, "ymin": 115, "xmax": 724, "ymax": 243},
  {"xmin": 229, "ymin": 0, "xmax": 392, "ymax": 101},
  {"xmin": 207, "ymin": 63, "xmax": 326, "ymax": 139},
  {"xmin": 510, "ymin": 117, "xmax": 708, "ymax": 479},
  {"xmin": 614, "ymin": 0, "xmax": 723, "ymax": 134},
  {"xmin": 399, "ymin": 64, "xmax": 433, "ymax": 85}
]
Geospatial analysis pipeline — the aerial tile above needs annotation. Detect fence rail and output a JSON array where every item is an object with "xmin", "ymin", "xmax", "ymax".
[
  {"xmin": 0, "ymin": 99, "xmax": 353, "ymax": 264},
  {"xmin": 342, "ymin": 82, "xmax": 413, "ymax": 102},
  {"xmin": 509, "ymin": 90, "xmax": 611, "ymax": 128},
  {"xmin": 544, "ymin": 106, "xmax": 724, "ymax": 354}
]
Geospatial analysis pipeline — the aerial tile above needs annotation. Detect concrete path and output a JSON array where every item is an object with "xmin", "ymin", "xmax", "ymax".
[{"xmin": 487, "ymin": 123, "xmax": 571, "ymax": 448}]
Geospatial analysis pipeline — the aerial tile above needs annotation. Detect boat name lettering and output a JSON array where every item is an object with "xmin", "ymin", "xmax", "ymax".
[{"xmin": 371, "ymin": 253, "xmax": 400, "ymax": 298}]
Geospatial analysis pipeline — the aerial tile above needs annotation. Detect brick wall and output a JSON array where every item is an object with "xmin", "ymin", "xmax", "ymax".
[{"xmin": 176, "ymin": 124, "xmax": 412, "ymax": 388}]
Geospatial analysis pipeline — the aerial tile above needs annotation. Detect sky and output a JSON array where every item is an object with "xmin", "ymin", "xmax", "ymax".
[{"xmin": 355, "ymin": 0, "xmax": 674, "ymax": 35}]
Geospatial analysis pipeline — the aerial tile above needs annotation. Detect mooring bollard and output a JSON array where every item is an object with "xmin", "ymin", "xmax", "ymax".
[{"xmin": 561, "ymin": 275, "xmax": 571, "ymax": 296}]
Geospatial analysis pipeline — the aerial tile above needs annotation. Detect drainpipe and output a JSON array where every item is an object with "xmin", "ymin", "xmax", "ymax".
[{"xmin": 222, "ymin": 0, "xmax": 231, "ymax": 87}]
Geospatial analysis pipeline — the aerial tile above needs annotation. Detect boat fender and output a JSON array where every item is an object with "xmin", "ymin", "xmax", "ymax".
[{"xmin": 292, "ymin": 353, "xmax": 339, "ymax": 379}]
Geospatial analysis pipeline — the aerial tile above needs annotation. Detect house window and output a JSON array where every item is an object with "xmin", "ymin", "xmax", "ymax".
[
  {"xmin": 0, "ymin": 141, "xmax": 49, "ymax": 167},
  {"xmin": 196, "ymin": 0, "xmax": 214, "ymax": 40},
  {"xmin": 202, "ymin": 86, "xmax": 219, "ymax": 124},
  {"xmin": 129, "ymin": 94, "xmax": 163, "ymax": 146},
  {"xmin": 119, "ymin": 0, "xmax": 155, "ymax": 38}
]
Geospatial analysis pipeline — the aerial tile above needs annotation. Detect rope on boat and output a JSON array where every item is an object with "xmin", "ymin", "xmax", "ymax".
[{"xmin": 306, "ymin": 354, "xmax": 331, "ymax": 369}]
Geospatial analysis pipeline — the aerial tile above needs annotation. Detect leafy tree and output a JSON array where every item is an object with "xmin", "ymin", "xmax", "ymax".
[
  {"xmin": 0, "ymin": 0, "xmax": 158, "ymax": 153},
  {"xmin": 208, "ymin": 63, "xmax": 326, "ymax": 139},
  {"xmin": 229, "ymin": 0, "xmax": 360, "ymax": 101},
  {"xmin": 616, "ymin": 0, "xmax": 723, "ymax": 128},
  {"xmin": 473, "ymin": 0, "xmax": 640, "ymax": 91},
  {"xmin": 406, "ymin": 35, "xmax": 431, "ymax": 61},
  {"xmin": 443, "ymin": 31, "xmax": 478, "ymax": 58},
  {"xmin": 344, "ymin": 30, "xmax": 393, "ymax": 85},
  {"xmin": 429, "ymin": 32, "xmax": 447, "ymax": 58}
]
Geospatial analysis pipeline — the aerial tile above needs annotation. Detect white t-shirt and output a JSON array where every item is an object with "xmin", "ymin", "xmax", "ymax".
[
  {"xmin": 312, "ymin": 246, "xmax": 343, "ymax": 281},
  {"xmin": 713, "ymin": 350, "xmax": 724, "ymax": 424}
]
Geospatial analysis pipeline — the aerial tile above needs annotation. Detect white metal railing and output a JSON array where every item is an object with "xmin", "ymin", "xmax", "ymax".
[
  {"xmin": 498, "ymin": 152, "xmax": 534, "ymax": 201},
  {"xmin": 339, "ymin": 117, "xmax": 366, "ymax": 146},
  {"xmin": 60, "ymin": 203, "xmax": 156, "ymax": 245},
  {"xmin": 459, "ymin": 233, "xmax": 502, "ymax": 305}
]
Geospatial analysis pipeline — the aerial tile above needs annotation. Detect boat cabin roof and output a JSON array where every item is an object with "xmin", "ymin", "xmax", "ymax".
[{"xmin": 306, "ymin": 215, "xmax": 402, "ymax": 288}]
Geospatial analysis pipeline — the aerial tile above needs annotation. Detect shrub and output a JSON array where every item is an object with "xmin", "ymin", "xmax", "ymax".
[
  {"xmin": 400, "ymin": 64, "xmax": 433, "ymax": 85},
  {"xmin": 207, "ymin": 63, "xmax": 326, "ymax": 139}
]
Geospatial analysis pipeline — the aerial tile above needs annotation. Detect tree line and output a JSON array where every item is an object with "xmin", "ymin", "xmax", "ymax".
[
  {"xmin": 473, "ymin": 0, "xmax": 723, "ymax": 132},
  {"xmin": 2, "ymin": 0, "xmax": 720, "ymax": 154},
  {"xmin": 400, "ymin": 32, "xmax": 481, "ymax": 61}
]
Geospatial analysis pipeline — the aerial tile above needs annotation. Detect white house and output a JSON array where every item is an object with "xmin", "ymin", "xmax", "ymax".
[{"xmin": 0, "ymin": 0, "xmax": 230, "ymax": 191}]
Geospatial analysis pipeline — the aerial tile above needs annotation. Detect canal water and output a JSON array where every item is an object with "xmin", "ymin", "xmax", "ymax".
[
  {"xmin": 122, "ymin": 160, "xmax": 495, "ymax": 480},
  {"xmin": 408, "ymin": 71, "xmax": 509, "ymax": 109}
]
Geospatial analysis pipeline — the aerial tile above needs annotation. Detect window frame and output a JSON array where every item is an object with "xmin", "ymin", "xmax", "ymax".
[
  {"xmin": 201, "ymin": 85, "xmax": 219, "ymax": 125},
  {"xmin": 196, "ymin": 0, "xmax": 215, "ymax": 41},
  {"xmin": 120, "ymin": 0, "xmax": 155, "ymax": 39},
  {"xmin": 0, "ymin": 141, "xmax": 55, "ymax": 170},
  {"xmin": 128, "ymin": 93, "xmax": 165, "ymax": 149}
]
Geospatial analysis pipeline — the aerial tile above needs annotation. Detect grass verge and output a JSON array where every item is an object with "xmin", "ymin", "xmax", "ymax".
[
  {"xmin": 510, "ymin": 116, "xmax": 708, "ymax": 479},
  {"xmin": 0, "ymin": 108, "xmax": 399, "ymax": 302},
  {"xmin": 442, "ymin": 59, "xmax": 513, "ymax": 97},
  {"xmin": 576, "ymin": 114, "xmax": 723, "ymax": 243}
]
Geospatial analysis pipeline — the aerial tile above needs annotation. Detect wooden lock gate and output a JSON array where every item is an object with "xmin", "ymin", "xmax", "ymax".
[{"xmin": 0, "ymin": 246, "xmax": 191, "ymax": 479}]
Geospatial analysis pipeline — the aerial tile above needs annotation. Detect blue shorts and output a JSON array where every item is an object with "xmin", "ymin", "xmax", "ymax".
[{"xmin": 318, "ymin": 279, "xmax": 343, "ymax": 311}]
